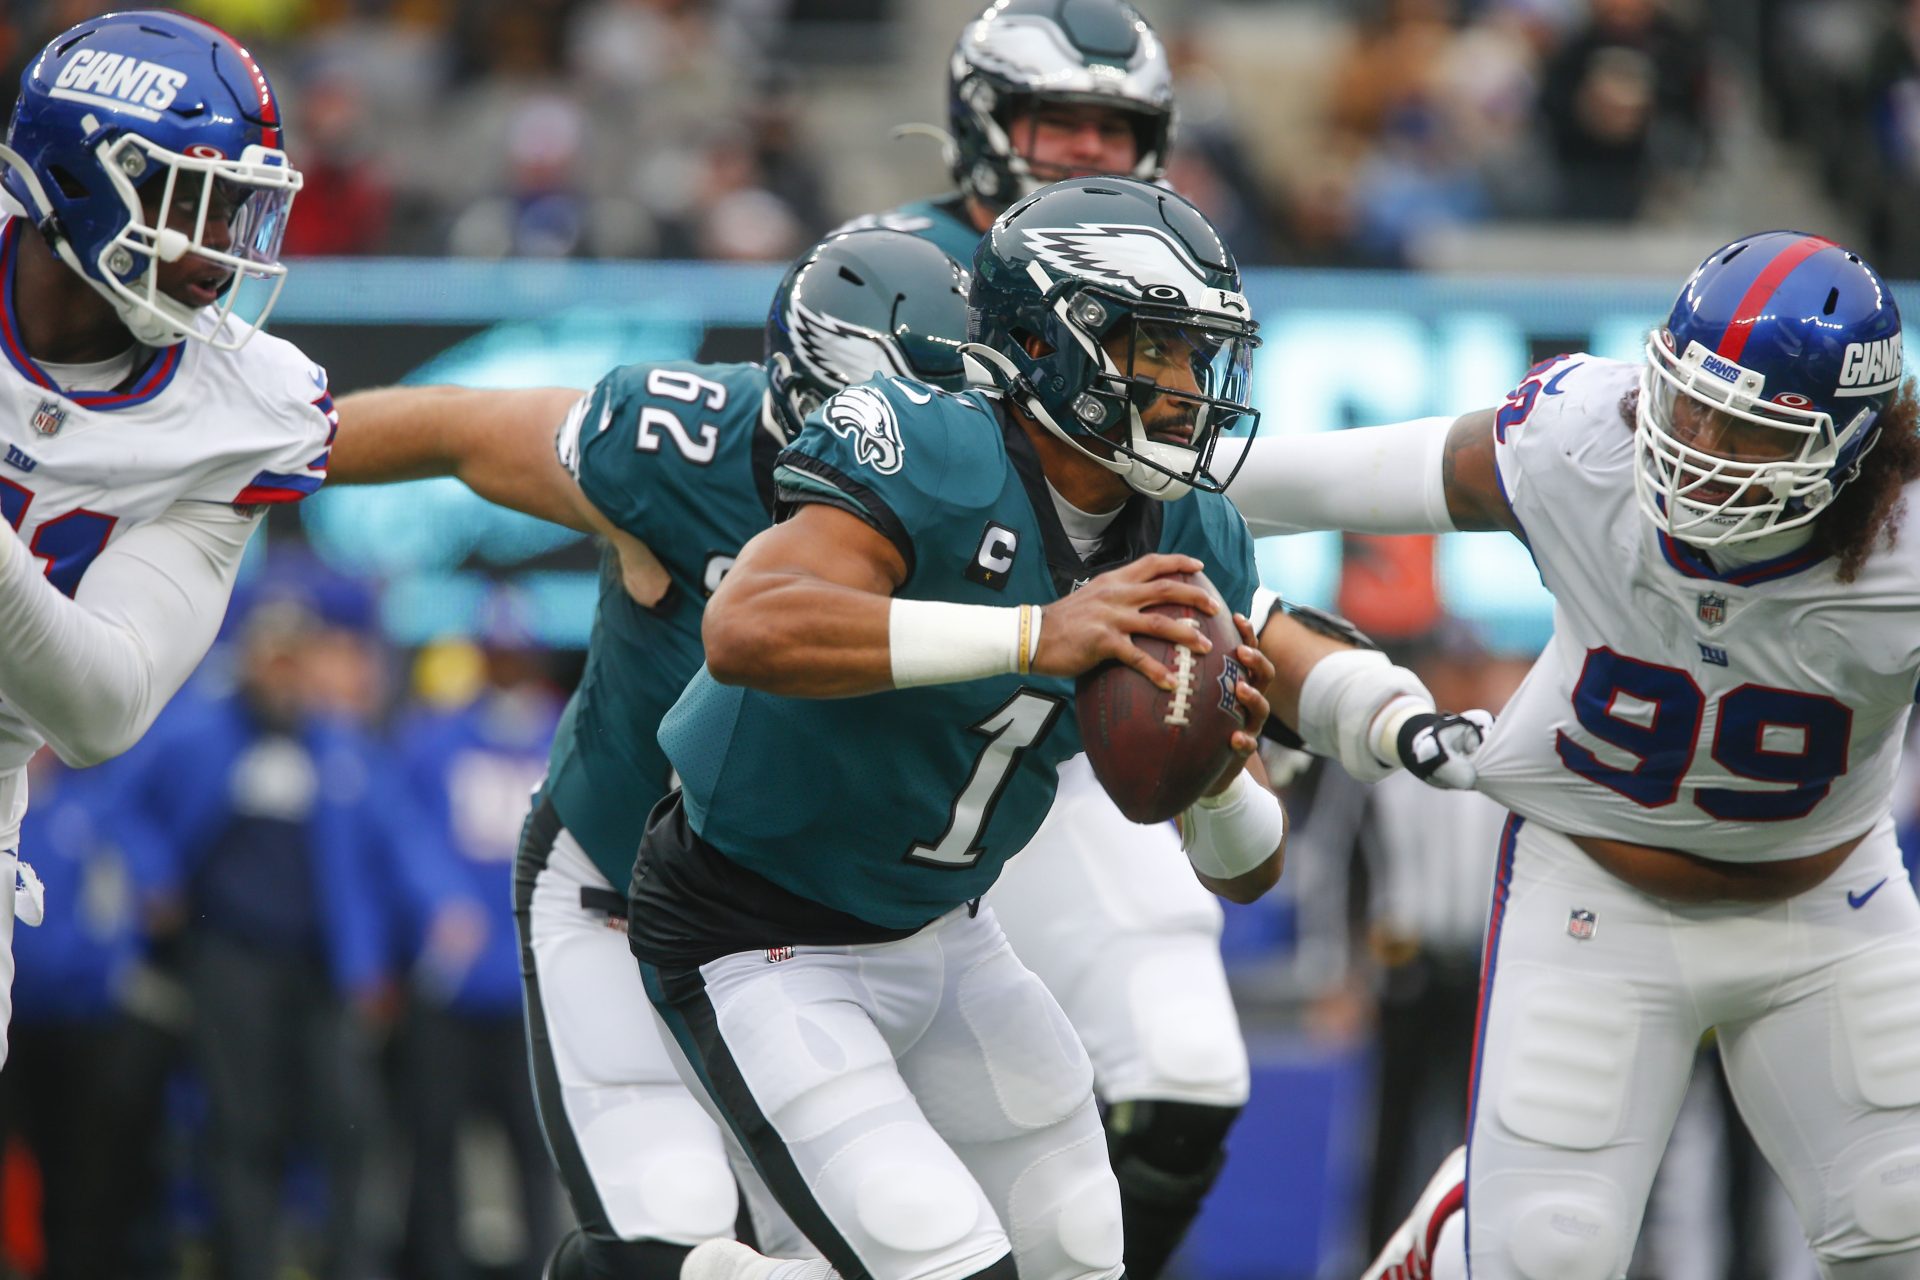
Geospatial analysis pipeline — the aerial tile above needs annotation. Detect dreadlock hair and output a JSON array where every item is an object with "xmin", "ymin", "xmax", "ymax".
[
  {"xmin": 1815, "ymin": 380, "xmax": 1920, "ymax": 583},
  {"xmin": 1618, "ymin": 381, "xmax": 1920, "ymax": 583}
]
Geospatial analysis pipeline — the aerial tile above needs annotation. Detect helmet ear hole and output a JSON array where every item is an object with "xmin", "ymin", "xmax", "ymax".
[
  {"xmin": 47, "ymin": 165, "xmax": 87, "ymax": 200},
  {"xmin": 1011, "ymin": 328, "xmax": 1051, "ymax": 359}
]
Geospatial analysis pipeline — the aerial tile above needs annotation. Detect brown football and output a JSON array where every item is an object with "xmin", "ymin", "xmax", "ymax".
[{"xmin": 1075, "ymin": 570, "xmax": 1249, "ymax": 825}]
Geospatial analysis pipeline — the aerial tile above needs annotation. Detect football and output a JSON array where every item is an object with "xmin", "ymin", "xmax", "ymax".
[{"xmin": 1075, "ymin": 570, "xmax": 1249, "ymax": 825}]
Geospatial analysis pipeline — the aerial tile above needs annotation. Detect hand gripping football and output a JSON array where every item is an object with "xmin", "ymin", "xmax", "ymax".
[{"xmin": 1075, "ymin": 571, "xmax": 1248, "ymax": 824}]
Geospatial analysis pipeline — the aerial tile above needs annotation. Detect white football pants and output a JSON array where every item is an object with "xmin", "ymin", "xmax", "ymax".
[
  {"xmin": 985, "ymin": 754, "xmax": 1249, "ymax": 1108},
  {"xmin": 1463, "ymin": 815, "xmax": 1920, "ymax": 1280}
]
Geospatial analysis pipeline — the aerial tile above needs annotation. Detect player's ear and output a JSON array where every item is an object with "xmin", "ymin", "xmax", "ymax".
[{"xmin": 1019, "ymin": 331, "xmax": 1053, "ymax": 360}]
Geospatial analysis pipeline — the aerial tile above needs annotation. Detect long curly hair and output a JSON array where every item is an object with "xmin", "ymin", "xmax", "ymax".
[{"xmin": 1618, "ymin": 382, "xmax": 1920, "ymax": 583}]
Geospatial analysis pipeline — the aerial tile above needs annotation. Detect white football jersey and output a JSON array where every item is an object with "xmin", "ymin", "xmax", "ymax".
[
  {"xmin": 0, "ymin": 213, "xmax": 333, "ymax": 778},
  {"xmin": 1470, "ymin": 353, "xmax": 1920, "ymax": 861}
]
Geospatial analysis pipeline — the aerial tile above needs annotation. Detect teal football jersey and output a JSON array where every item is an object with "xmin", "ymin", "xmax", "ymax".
[
  {"xmin": 539, "ymin": 359, "xmax": 779, "ymax": 888},
  {"xmin": 833, "ymin": 196, "xmax": 984, "ymax": 272},
  {"xmin": 657, "ymin": 376, "xmax": 1257, "ymax": 933}
]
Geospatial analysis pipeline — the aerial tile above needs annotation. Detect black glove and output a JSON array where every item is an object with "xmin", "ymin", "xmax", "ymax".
[{"xmin": 1395, "ymin": 709, "xmax": 1494, "ymax": 789}]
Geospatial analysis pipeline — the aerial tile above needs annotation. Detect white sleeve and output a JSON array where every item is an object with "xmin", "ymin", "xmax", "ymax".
[
  {"xmin": 0, "ymin": 500, "xmax": 260, "ymax": 766},
  {"xmin": 1218, "ymin": 417, "xmax": 1456, "ymax": 537}
]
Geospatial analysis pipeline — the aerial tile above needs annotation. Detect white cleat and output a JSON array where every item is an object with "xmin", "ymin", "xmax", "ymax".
[{"xmin": 1360, "ymin": 1145, "xmax": 1468, "ymax": 1280}]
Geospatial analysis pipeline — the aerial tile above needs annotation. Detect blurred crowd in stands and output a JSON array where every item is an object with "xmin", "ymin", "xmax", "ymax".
[{"xmin": 2, "ymin": 0, "xmax": 1916, "ymax": 271}]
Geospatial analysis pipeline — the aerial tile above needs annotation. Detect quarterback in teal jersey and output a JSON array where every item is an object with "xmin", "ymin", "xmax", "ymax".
[
  {"xmin": 644, "ymin": 176, "xmax": 1491, "ymax": 1280},
  {"xmin": 836, "ymin": 8, "xmax": 1255, "ymax": 1274},
  {"xmin": 328, "ymin": 230, "xmax": 973, "ymax": 1280}
]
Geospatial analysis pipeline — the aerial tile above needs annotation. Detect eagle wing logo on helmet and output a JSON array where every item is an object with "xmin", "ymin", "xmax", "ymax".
[
  {"xmin": 791, "ymin": 299, "xmax": 909, "ymax": 388},
  {"xmin": 1022, "ymin": 223, "xmax": 1210, "ymax": 299},
  {"xmin": 822, "ymin": 384, "xmax": 906, "ymax": 475}
]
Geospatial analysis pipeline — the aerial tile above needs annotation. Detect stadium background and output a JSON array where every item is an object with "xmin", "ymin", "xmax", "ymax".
[{"xmin": 5, "ymin": 1, "xmax": 1920, "ymax": 1278}]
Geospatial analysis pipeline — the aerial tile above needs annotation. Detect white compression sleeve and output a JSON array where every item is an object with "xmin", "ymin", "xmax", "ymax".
[
  {"xmin": 1216, "ymin": 417, "xmax": 1457, "ymax": 537},
  {"xmin": 1295, "ymin": 649, "xmax": 1435, "ymax": 783},
  {"xmin": 0, "ymin": 500, "xmax": 260, "ymax": 766}
]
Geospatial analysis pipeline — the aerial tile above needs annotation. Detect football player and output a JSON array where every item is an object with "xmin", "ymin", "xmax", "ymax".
[
  {"xmin": 0, "ymin": 11, "xmax": 329, "ymax": 1065},
  {"xmin": 332, "ymin": 229, "xmax": 978, "ymax": 1280},
  {"xmin": 837, "ymin": 0, "xmax": 1171, "ymax": 266},
  {"xmin": 1220, "ymin": 232, "xmax": 1920, "ymax": 1280},
  {"xmin": 646, "ymin": 176, "xmax": 1484, "ymax": 1280},
  {"xmin": 839, "ymin": 8, "xmax": 1249, "ymax": 1271}
]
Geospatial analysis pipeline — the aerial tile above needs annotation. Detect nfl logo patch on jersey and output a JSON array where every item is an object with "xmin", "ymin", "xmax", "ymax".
[
  {"xmin": 31, "ymin": 399, "xmax": 66, "ymax": 436},
  {"xmin": 764, "ymin": 945, "xmax": 794, "ymax": 964},
  {"xmin": 1695, "ymin": 591, "xmax": 1727, "ymax": 629},
  {"xmin": 1567, "ymin": 908, "xmax": 1597, "ymax": 941}
]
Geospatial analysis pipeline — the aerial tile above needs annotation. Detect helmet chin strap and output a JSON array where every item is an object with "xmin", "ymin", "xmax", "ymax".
[{"xmin": 960, "ymin": 341, "xmax": 1192, "ymax": 500}]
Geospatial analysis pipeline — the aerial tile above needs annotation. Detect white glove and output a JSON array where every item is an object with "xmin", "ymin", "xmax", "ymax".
[{"xmin": 1393, "ymin": 709, "xmax": 1495, "ymax": 790}]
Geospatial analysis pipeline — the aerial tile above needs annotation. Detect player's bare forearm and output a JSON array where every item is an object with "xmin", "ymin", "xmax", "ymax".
[
  {"xmin": 1197, "ymin": 854, "xmax": 1281, "ymax": 903},
  {"xmin": 1440, "ymin": 409, "xmax": 1523, "ymax": 534},
  {"xmin": 1255, "ymin": 610, "xmax": 1356, "ymax": 734},
  {"xmin": 332, "ymin": 385, "xmax": 591, "ymax": 530},
  {"xmin": 703, "ymin": 505, "xmax": 908, "ymax": 697}
]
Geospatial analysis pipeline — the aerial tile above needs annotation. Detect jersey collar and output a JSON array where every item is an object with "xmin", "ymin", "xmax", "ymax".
[
  {"xmin": 1000, "ymin": 405, "xmax": 1165, "ymax": 596},
  {"xmin": 1655, "ymin": 527, "xmax": 1830, "ymax": 586},
  {"xmin": 0, "ymin": 220, "xmax": 183, "ymax": 411}
]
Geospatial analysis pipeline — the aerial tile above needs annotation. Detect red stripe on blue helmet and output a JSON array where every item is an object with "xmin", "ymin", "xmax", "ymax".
[
  {"xmin": 1714, "ymin": 235, "xmax": 1832, "ymax": 362},
  {"xmin": 181, "ymin": 16, "xmax": 281, "ymax": 148}
]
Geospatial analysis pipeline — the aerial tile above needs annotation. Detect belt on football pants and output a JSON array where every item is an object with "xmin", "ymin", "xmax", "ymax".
[{"xmin": 580, "ymin": 886, "xmax": 629, "ymax": 920}]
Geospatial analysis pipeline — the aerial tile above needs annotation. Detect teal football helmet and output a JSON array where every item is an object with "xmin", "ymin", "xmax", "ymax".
[
  {"xmin": 764, "ymin": 229, "xmax": 972, "ymax": 440},
  {"xmin": 963, "ymin": 176, "xmax": 1259, "ymax": 500},
  {"xmin": 949, "ymin": 0, "xmax": 1174, "ymax": 211}
]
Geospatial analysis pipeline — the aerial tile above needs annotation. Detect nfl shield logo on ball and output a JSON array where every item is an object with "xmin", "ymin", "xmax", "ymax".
[
  {"xmin": 1567, "ymin": 908, "xmax": 1597, "ymax": 941},
  {"xmin": 1695, "ymin": 592, "xmax": 1727, "ymax": 629},
  {"xmin": 31, "ymin": 400, "xmax": 65, "ymax": 436}
]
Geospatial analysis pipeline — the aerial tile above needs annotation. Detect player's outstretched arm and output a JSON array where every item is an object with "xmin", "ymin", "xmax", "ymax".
[
  {"xmin": 333, "ymin": 384, "xmax": 678, "ymax": 607},
  {"xmin": 1257, "ymin": 605, "xmax": 1491, "ymax": 789},
  {"xmin": 1221, "ymin": 410, "xmax": 1521, "ymax": 537},
  {"xmin": 0, "ymin": 501, "xmax": 258, "ymax": 766},
  {"xmin": 331, "ymin": 385, "xmax": 591, "ymax": 530}
]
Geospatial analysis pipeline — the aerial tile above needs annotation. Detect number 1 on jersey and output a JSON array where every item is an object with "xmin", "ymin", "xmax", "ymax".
[{"xmin": 907, "ymin": 689, "xmax": 1065, "ymax": 868}]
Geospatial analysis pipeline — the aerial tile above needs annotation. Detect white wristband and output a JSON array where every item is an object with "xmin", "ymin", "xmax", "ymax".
[
  {"xmin": 1178, "ymin": 770, "xmax": 1285, "ymax": 880},
  {"xmin": 889, "ymin": 598, "xmax": 1043, "ymax": 688},
  {"xmin": 1296, "ymin": 648, "xmax": 1433, "ymax": 783}
]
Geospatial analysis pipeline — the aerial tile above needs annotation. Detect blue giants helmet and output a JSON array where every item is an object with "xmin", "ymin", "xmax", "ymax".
[
  {"xmin": 0, "ymin": 10, "xmax": 302, "ymax": 350},
  {"xmin": 1636, "ymin": 231, "xmax": 1904, "ymax": 546},
  {"xmin": 964, "ymin": 176, "xmax": 1259, "ymax": 501}
]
